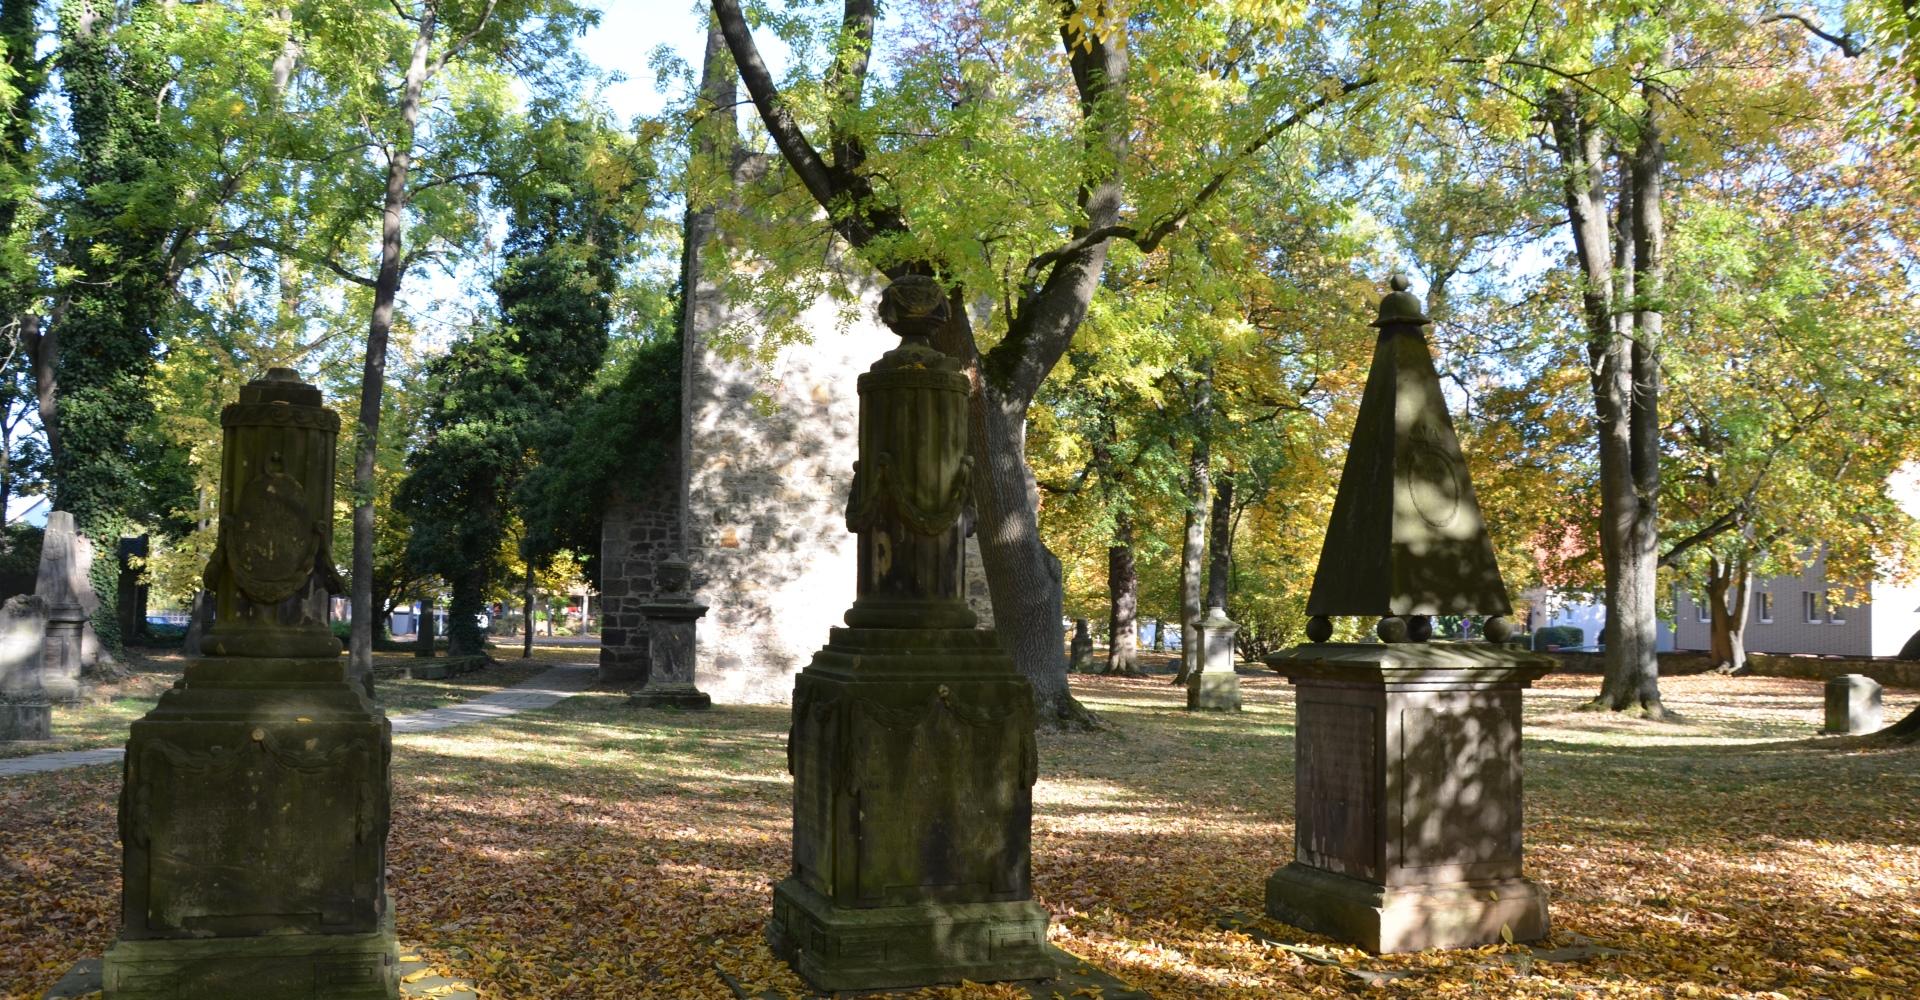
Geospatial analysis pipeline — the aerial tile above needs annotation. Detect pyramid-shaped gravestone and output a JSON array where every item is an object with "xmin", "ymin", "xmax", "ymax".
[{"xmin": 1305, "ymin": 275, "xmax": 1510, "ymax": 619}]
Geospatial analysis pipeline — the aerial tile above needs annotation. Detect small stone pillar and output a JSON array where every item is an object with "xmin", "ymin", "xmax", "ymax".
[
  {"xmin": 627, "ymin": 560, "xmax": 711, "ymax": 709},
  {"xmin": 104, "ymin": 369, "xmax": 398, "ymax": 999},
  {"xmin": 1069, "ymin": 618, "xmax": 1094, "ymax": 673},
  {"xmin": 1825, "ymin": 674, "xmax": 1882, "ymax": 734},
  {"xmin": 1263, "ymin": 277, "xmax": 1549, "ymax": 954},
  {"xmin": 1187, "ymin": 606, "xmax": 1242, "ymax": 711},
  {"xmin": 768, "ymin": 276, "xmax": 1053, "ymax": 992}
]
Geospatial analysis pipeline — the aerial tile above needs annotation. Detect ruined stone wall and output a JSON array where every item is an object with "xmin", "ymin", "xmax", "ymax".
[{"xmin": 597, "ymin": 468, "xmax": 683, "ymax": 684}]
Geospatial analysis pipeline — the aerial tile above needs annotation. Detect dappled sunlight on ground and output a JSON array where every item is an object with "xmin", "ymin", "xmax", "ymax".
[{"xmin": 1, "ymin": 668, "xmax": 1916, "ymax": 998}]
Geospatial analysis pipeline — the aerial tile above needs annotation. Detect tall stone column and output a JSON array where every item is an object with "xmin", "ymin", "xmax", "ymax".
[
  {"xmin": 767, "ymin": 276, "xmax": 1054, "ymax": 991},
  {"xmin": 104, "ymin": 369, "xmax": 398, "ymax": 999},
  {"xmin": 1263, "ymin": 278, "xmax": 1550, "ymax": 953}
]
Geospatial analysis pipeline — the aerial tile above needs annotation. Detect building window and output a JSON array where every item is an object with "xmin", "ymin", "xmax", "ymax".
[
  {"xmin": 1696, "ymin": 596, "xmax": 1711, "ymax": 622},
  {"xmin": 1804, "ymin": 591, "xmax": 1823, "ymax": 624},
  {"xmin": 1828, "ymin": 590, "xmax": 1847, "ymax": 625},
  {"xmin": 1755, "ymin": 592, "xmax": 1773, "ymax": 623}
]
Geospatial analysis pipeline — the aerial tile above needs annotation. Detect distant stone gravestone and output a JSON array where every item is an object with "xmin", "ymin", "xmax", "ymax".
[
  {"xmin": 1187, "ymin": 605, "xmax": 1242, "ymax": 711},
  {"xmin": 102, "ymin": 369, "xmax": 398, "ymax": 998},
  {"xmin": 0, "ymin": 594, "xmax": 50, "ymax": 740},
  {"xmin": 35, "ymin": 511, "xmax": 102, "ymax": 694},
  {"xmin": 767, "ymin": 276, "xmax": 1053, "ymax": 991},
  {"xmin": 1825, "ymin": 674, "xmax": 1882, "ymax": 734},
  {"xmin": 627, "ymin": 559, "xmax": 712, "ymax": 709},
  {"xmin": 1263, "ymin": 277, "xmax": 1550, "ymax": 954},
  {"xmin": 1069, "ymin": 618, "xmax": 1094, "ymax": 673}
]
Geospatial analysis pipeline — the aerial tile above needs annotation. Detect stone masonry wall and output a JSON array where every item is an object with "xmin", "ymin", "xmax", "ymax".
[{"xmin": 597, "ymin": 468, "xmax": 683, "ymax": 685}]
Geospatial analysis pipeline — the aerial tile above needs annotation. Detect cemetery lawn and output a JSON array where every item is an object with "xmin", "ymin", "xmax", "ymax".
[
  {"xmin": 0, "ymin": 646, "xmax": 580, "ymax": 759},
  {"xmin": 3, "ymin": 671, "xmax": 1917, "ymax": 999}
]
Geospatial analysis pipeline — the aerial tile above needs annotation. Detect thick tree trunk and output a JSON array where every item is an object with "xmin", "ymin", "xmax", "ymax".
[
  {"xmin": 1174, "ymin": 370, "xmax": 1211, "ymax": 685},
  {"xmin": 1104, "ymin": 512, "xmax": 1138, "ymax": 675},
  {"xmin": 1207, "ymin": 474, "xmax": 1233, "ymax": 611},
  {"xmin": 1706, "ymin": 557, "xmax": 1749, "ymax": 674},
  {"xmin": 415, "ymin": 594, "xmax": 435, "ymax": 658},
  {"xmin": 445, "ymin": 567, "xmax": 485, "ymax": 659},
  {"xmin": 350, "ymin": 6, "xmax": 436, "ymax": 695},
  {"xmin": 1550, "ymin": 91, "xmax": 1666, "ymax": 718},
  {"xmin": 971, "ymin": 386, "xmax": 1085, "ymax": 724},
  {"xmin": 25, "ymin": 316, "xmax": 55, "ymax": 464}
]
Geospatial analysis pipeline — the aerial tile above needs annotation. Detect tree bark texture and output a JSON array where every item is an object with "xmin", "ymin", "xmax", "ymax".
[
  {"xmin": 1549, "ymin": 89, "xmax": 1666, "ymax": 717},
  {"xmin": 1175, "ymin": 370, "xmax": 1211, "ymax": 686},
  {"xmin": 522, "ymin": 560, "xmax": 534, "ymax": 659},
  {"xmin": 1104, "ymin": 512, "xmax": 1138, "ymax": 675},
  {"xmin": 1705, "ymin": 556, "xmax": 1749, "ymax": 674},
  {"xmin": 446, "ymin": 567, "xmax": 485, "ymax": 658},
  {"xmin": 1207, "ymin": 474, "xmax": 1233, "ymax": 611},
  {"xmin": 415, "ymin": 593, "xmax": 435, "ymax": 658},
  {"xmin": 350, "ymin": 4, "xmax": 436, "ymax": 694}
]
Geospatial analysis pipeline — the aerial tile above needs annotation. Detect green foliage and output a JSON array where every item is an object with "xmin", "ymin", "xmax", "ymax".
[{"xmin": 1535, "ymin": 625, "xmax": 1585, "ymax": 649}]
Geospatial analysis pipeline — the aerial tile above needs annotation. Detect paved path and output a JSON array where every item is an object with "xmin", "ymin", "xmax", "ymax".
[{"xmin": 0, "ymin": 663, "xmax": 595, "ymax": 780}]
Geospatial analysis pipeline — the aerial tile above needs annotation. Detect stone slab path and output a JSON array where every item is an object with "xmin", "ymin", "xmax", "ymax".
[{"xmin": 0, "ymin": 663, "xmax": 595, "ymax": 780}]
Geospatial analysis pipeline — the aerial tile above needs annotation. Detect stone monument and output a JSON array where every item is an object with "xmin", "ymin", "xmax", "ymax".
[
  {"xmin": 1824, "ymin": 674, "xmax": 1882, "ymax": 734},
  {"xmin": 103, "ymin": 369, "xmax": 398, "ymax": 998},
  {"xmin": 0, "ymin": 594, "xmax": 50, "ymax": 740},
  {"xmin": 36, "ymin": 511, "xmax": 102, "ymax": 693},
  {"xmin": 1263, "ymin": 277, "xmax": 1551, "ymax": 954},
  {"xmin": 1069, "ymin": 618, "xmax": 1094, "ymax": 673},
  {"xmin": 1186, "ymin": 605, "xmax": 1242, "ymax": 711},
  {"xmin": 627, "ymin": 559, "xmax": 712, "ymax": 709},
  {"xmin": 767, "ymin": 276, "xmax": 1053, "ymax": 991}
]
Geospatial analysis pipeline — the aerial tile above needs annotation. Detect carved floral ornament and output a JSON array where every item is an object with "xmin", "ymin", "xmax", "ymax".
[{"xmin": 844, "ymin": 451, "xmax": 975, "ymax": 536}]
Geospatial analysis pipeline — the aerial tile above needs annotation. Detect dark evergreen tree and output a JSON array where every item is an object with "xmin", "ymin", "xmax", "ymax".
[{"xmin": 398, "ymin": 115, "xmax": 642, "ymax": 658}]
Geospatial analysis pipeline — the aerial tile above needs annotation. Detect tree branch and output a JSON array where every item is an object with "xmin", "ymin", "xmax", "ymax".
[
  {"xmin": 710, "ymin": 0, "xmax": 839, "ymax": 211},
  {"xmin": 1760, "ymin": 11, "xmax": 1865, "ymax": 57},
  {"xmin": 427, "ymin": 0, "xmax": 500, "ymax": 79}
]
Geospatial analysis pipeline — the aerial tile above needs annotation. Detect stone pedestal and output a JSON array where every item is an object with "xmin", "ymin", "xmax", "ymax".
[
  {"xmin": 770, "ymin": 628, "xmax": 1051, "ymax": 990},
  {"xmin": 768, "ymin": 276, "xmax": 1052, "ymax": 992},
  {"xmin": 1824, "ymin": 674, "xmax": 1882, "ymax": 734},
  {"xmin": 1, "ymin": 700, "xmax": 50, "ymax": 740},
  {"xmin": 105, "ymin": 657, "xmax": 397, "ymax": 997},
  {"xmin": 1186, "ymin": 606, "xmax": 1241, "ymax": 711},
  {"xmin": 1263, "ymin": 643, "xmax": 1551, "ymax": 953},
  {"xmin": 628, "ymin": 560, "xmax": 711, "ymax": 709},
  {"xmin": 103, "ymin": 369, "xmax": 395, "ymax": 999}
]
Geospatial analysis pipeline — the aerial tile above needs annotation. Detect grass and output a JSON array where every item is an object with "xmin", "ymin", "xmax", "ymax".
[
  {"xmin": 2, "ymin": 666, "xmax": 1916, "ymax": 999},
  {"xmin": 0, "ymin": 642, "xmax": 589, "ymax": 759}
]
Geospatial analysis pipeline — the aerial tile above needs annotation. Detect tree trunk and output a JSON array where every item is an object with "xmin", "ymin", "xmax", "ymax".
[
  {"xmin": 971, "ymin": 386, "xmax": 1086, "ymax": 725},
  {"xmin": 1549, "ymin": 91, "xmax": 1665, "ymax": 718},
  {"xmin": 350, "ymin": 5, "xmax": 437, "ymax": 694},
  {"xmin": 415, "ymin": 594, "xmax": 435, "ymax": 658},
  {"xmin": 445, "ymin": 567, "xmax": 485, "ymax": 659},
  {"xmin": 1174, "ymin": 372, "xmax": 1211, "ymax": 686},
  {"xmin": 521, "ymin": 560, "xmax": 534, "ymax": 659},
  {"xmin": 181, "ymin": 588, "xmax": 211, "ymax": 657},
  {"xmin": 1706, "ymin": 556, "xmax": 1750, "ymax": 674},
  {"xmin": 25, "ymin": 315, "xmax": 55, "ymax": 464},
  {"xmin": 1207, "ymin": 474, "xmax": 1233, "ymax": 611},
  {"xmin": 1104, "ymin": 512, "xmax": 1138, "ymax": 675}
]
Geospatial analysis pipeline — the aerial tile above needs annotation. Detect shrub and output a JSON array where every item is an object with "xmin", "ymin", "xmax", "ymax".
[{"xmin": 1535, "ymin": 625, "xmax": 1584, "ymax": 649}]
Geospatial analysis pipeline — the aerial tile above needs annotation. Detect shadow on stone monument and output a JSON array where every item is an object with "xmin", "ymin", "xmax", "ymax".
[
  {"xmin": 100, "ymin": 369, "xmax": 399, "ymax": 997},
  {"xmin": 0, "ymin": 592, "xmax": 51, "ymax": 740},
  {"xmin": 766, "ymin": 276, "xmax": 1056, "ymax": 991},
  {"xmin": 1262, "ymin": 276, "xmax": 1552, "ymax": 954}
]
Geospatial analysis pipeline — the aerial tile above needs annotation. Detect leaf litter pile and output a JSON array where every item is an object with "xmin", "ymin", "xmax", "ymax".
[{"xmin": 3, "ymin": 670, "xmax": 1916, "ymax": 999}]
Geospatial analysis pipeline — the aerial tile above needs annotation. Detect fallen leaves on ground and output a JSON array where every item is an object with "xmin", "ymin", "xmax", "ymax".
[{"xmin": 2, "ymin": 670, "xmax": 1916, "ymax": 999}]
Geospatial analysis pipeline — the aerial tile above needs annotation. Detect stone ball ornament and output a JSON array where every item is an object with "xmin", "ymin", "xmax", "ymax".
[
  {"xmin": 1305, "ymin": 615, "xmax": 1333, "ymax": 643},
  {"xmin": 1483, "ymin": 615, "xmax": 1515, "ymax": 643}
]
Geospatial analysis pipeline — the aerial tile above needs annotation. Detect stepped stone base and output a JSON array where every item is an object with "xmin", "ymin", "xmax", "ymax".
[
  {"xmin": 1186, "ymin": 669, "xmax": 1241, "ymax": 711},
  {"xmin": 627, "ymin": 683, "xmax": 712, "ymax": 709},
  {"xmin": 1, "ymin": 701, "xmax": 51, "ymax": 741},
  {"xmin": 102, "ymin": 903, "xmax": 399, "ymax": 999},
  {"xmin": 1266, "ymin": 863, "xmax": 1549, "ymax": 953},
  {"xmin": 769, "ymin": 876, "xmax": 1055, "ymax": 992}
]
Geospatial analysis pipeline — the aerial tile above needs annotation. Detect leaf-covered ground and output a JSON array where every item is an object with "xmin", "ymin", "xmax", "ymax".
[{"xmin": 3, "ymin": 670, "xmax": 1916, "ymax": 999}]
